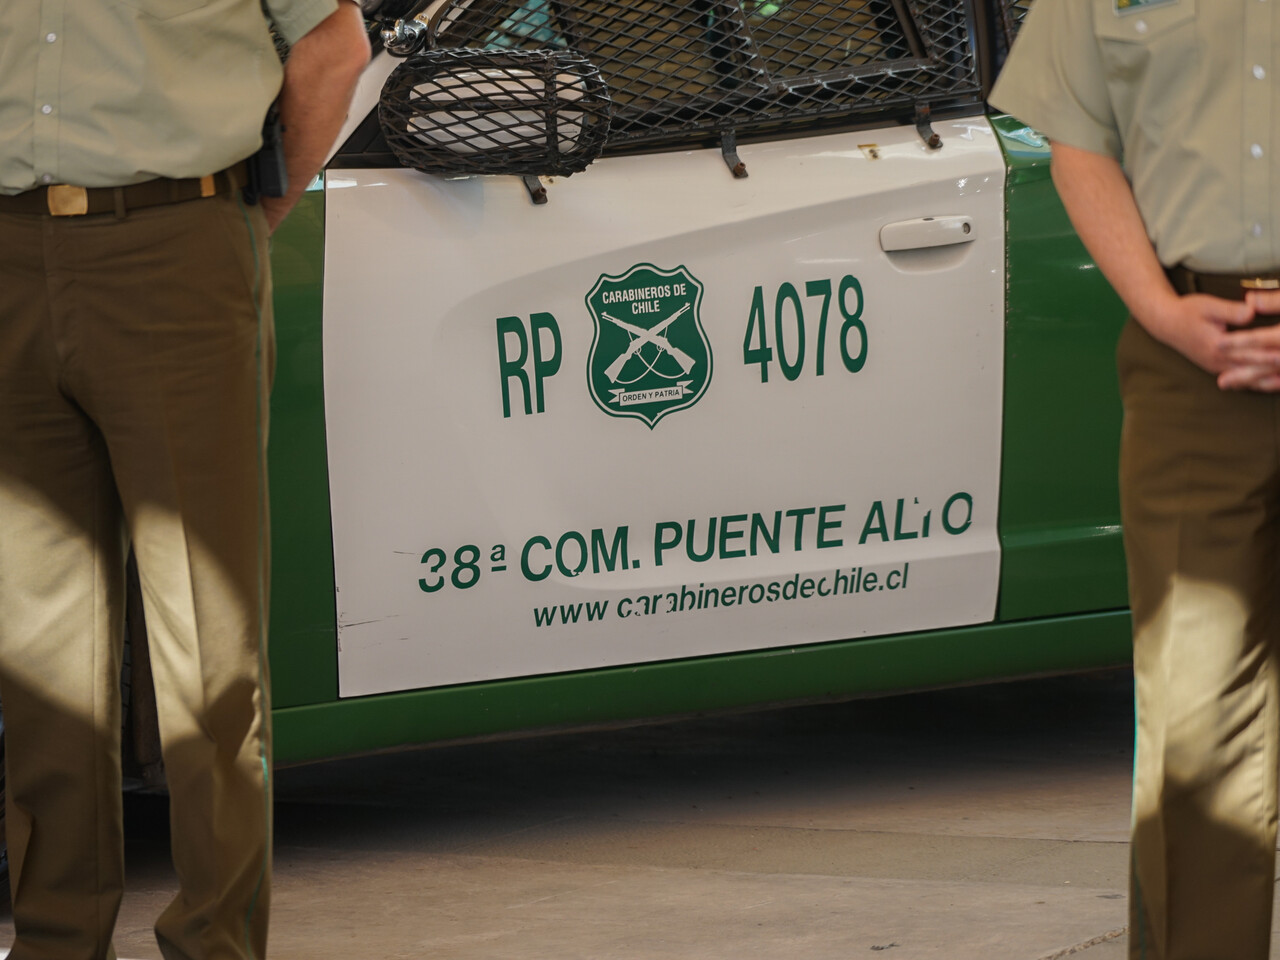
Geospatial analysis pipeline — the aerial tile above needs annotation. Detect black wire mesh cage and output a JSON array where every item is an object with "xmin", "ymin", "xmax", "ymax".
[
  {"xmin": 998, "ymin": 0, "xmax": 1033, "ymax": 48},
  {"xmin": 379, "ymin": 48, "xmax": 612, "ymax": 176},
  {"xmin": 419, "ymin": 0, "xmax": 982, "ymax": 153}
]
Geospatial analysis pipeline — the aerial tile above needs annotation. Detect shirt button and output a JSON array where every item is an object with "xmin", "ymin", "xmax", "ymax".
[
  {"xmin": 40, "ymin": 174, "xmax": 53, "ymax": 184},
  {"xmin": 45, "ymin": 32, "xmax": 56, "ymax": 43},
  {"xmin": 1252, "ymin": 143, "xmax": 1265, "ymax": 159},
  {"xmin": 1135, "ymin": 19, "xmax": 1149, "ymax": 33},
  {"xmin": 40, "ymin": 104, "xmax": 53, "ymax": 115},
  {"xmin": 1254, "ymin": 223, "xmax": 1265, "ymax": 237},
  {"xmin": 1255, "ymin": 65, "xmax": 1267, "ymax": 80}
]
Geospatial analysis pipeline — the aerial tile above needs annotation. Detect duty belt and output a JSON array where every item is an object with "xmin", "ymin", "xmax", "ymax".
[
  {"xmin": 1167, "ymin": 265, "xmax": 1280, "ymax": 302},
  {"xmin": 0, "ymin": 163, "xmax": 247, "ymax": 217}
]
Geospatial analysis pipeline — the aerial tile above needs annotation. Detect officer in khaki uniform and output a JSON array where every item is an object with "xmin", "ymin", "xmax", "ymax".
[
  {"xmin": 993, "ymin": 2, "xmax": 1280, "ymax": 958},
  {"xmin": 0, "ymin": 2, "xmax": 367, "ymax": 958}
]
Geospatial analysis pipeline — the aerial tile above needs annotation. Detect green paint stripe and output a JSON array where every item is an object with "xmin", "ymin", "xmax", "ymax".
[
  {"xmin": 264, "ymin": 187, "xmax": 339, "ymax": 708},
  {"xmin": 237, "ymin": 195, "xmax": 271, "ymax": 960},
  {"xmin": 273, "ymin": 610, "xmax": 1133, "ymax": 764},
  {"xmin": 992, "ymin": 112, "xmax": 1128, "ymax": 622}
]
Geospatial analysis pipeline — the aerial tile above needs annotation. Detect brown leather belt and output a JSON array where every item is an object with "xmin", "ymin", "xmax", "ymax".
[
  {"xmin": 1167, "ymin": 265, "xmax": 1280, "ymax": 302},
  {"xmin": 0, "ymin": 162, "xmax": 247, "ymax": 217}
]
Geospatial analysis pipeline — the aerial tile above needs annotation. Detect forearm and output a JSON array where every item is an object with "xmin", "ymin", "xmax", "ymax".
[
  {"xmin": 1049, "ymin": 140, "xmax": 1252, "ymax": 376},
  {"xmin": 1049, "ymin": 142, "xmax": 1177, "ymax": 331},
  {"xmin": 260, "ymin": 1, "xmax": 370, "ymax": 231}
]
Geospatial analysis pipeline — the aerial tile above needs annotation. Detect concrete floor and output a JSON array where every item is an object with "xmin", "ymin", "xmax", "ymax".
[{"xmin": 0, "ymin": 667, "xmax": 1235, "ymax": 958}]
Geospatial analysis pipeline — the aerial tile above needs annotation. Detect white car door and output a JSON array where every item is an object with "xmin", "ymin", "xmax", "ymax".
[{"xmin": 322, "ymin": 0, "xmax": 1005, "ymax": 697}]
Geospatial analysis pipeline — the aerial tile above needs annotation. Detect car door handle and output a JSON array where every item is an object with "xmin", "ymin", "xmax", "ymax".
[{"xmin": 879, "ymin": 216, "xmax": 975, "ymax": 252}]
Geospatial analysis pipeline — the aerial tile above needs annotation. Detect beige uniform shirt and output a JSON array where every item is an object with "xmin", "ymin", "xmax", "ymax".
[
  {"xmin": 0, "ymin": 0, "xmax": 340, "ymax": 196},
  {"xmin": 990, "ymin": 0, "xmax": 1278, "ymax": 274}
]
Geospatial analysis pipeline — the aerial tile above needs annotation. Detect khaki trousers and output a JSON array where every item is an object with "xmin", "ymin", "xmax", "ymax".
[
  {"xmin": 0, "ymin": 190, "xmax": 274, "ymax": 959},
  {"xmin": 1119, "ymin": 319, "xmax": 1280, "ymax": 960}
]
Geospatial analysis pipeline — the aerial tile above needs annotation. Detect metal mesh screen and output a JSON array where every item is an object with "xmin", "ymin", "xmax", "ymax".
[
  {"xmin": 423, "ymin": 0, "xmax": 981, "ymax": 151},
  {"xmin": 998, "ymin": 0, "xmax": 1033, "ymax": 47},
  {"xmin": 379, "ymin": 49, "xmax": 611, "ymax": 175}
]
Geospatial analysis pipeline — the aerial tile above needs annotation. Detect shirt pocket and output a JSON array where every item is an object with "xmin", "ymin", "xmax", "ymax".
[
  {"xmin": 1092, "ymin": 0, "xmax": 1198, "ymax": 113},
  {"xmin": 114, "ymin": 0, "xmax": 209, "ymax": 20},
  {"xmin": 1094, "ymin": 0, "xmax": 1197, "ymax": 43}
]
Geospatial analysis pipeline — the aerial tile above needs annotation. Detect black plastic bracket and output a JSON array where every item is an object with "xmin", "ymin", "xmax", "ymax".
[
  {"xmin": 721, "ymin": 130, "xmax": 748, "ymax": 179},
  {"xmin": 915, "ymin": 103, "xmax": 942, "ymax": 150},
  {"xmin": 522, "ymin": 175, "xmax": 548, "ymax": 205}
]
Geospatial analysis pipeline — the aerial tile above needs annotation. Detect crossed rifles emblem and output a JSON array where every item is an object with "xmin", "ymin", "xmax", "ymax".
[{"xmin": 602, "ymin": 302, "xmax": 697, "ymax": 383}]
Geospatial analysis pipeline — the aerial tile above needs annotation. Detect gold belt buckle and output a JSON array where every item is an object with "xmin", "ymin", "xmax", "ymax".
[
  {"xmin": 46, "ymin": 184, "xmax": 88, "ymax": 217},
  {"xmin": 1241, "ymin": 277, "xmax": 1280, "ymax": 290}
]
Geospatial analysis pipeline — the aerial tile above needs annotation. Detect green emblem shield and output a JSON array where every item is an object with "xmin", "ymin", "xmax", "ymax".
[{"xmin": 585, "ymin": 264, "xmax": 712, "ymax": 428}]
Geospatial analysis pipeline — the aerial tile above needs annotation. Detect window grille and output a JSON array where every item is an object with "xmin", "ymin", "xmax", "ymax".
[
  {"xmin": 422, "ymin": 0, "xmax": 982, "ymax": 151},
  {"xmin": 997, "ymin": 0, "xmax": 1033, "ymax": 48}
]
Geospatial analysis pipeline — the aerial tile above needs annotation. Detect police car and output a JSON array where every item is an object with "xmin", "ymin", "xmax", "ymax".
[{"xmin": 162, "ymin": 0, "xmax": 1130, "ymax": 770}]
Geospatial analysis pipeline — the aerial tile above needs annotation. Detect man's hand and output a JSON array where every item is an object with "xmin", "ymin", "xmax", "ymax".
[
  {"xmin": 1132, "ymin": 291, "xmax": 1254, "ymax": 376},
  {"xmin": 1216, "ymin": 291, "xmax": 1280, "ymax": 390},
  {"xmin": 259, "ymin": 1, "xmax": 370, "ymax": 232}
]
